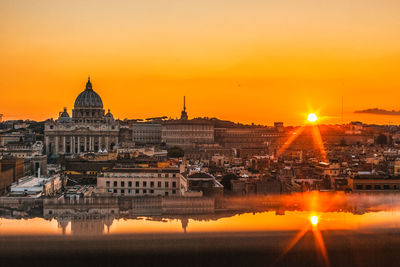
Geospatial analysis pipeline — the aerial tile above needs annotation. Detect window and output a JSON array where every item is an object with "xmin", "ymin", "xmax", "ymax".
[
  {"xmin": 113, "ymin": 181, "xmax": 117, "ymax": 187},
  {"xmin": 150, "ymin": 181, "xmax": 154, "ymax": 187},
  {"xmin": 136, "ymin": 181, "xmax": 139, "ymax": 187},
  {"xmin": 143, "ymin": 181, "xmax": 147, "ymax": 187},
  {"xmin": 121, "ymin": 181, "xmax": 125, "ymax": 187},
  {"xmin": 356, "ymin": 184, "xmax": 363, "ymax": 190},
  {"xmin": 158, "ymin": 174, "xmax": 161, "ymax": 178},
  {"xmin": 158, "ymin": 181, "xmax": 161, "ymax": 187},
  {"xmin": 172, "ymin": 182, "xmax": 176, "ymax": 188},
  {"xmin": 135, "ymin": 189, "xmax": 139, "ymax": 194},
  {"xmin": 172, "ymin": 174, "xmax": 176, "ymax": 178},
  {"xmin": 121, "ymin": 189, "xmax": 125, "ymax": 194},
  {"xmin": 165, "ymin": 174, "xmax": 169, "ymax": 178},
  {"xmin": 106, "ymin": 181, "xmax": 110, "ymax": 187},
  {"xmin": 143, "ymin": 189, "xmax": 147, "ymax": 194},
  {"xmin": 165, "ymin": 192, "xmax": 169, "ymax": 196},
  {"xmin": 172, "ymin": 190, "xmax": 176, "ymax": 194},
  {"xmin": 150, "ymin": 189, "xmax": 154, "ymax": 194},
  {"xmin": 128, "ymin": 181, "xmax": 132, "ymax": 187},
  {"xmin": 128, "ymin": 189, "xmax": 132, "ymax": 194},
  {"xmin": 165, "ymin": 182, "xmax": 169, "ymax": 188},
  {"xmin": 113, "ymin": 189, "xmax": 117, "ymax": 193},
  {"xmin": 365, "ymin": 185, "xmax": 372, "ymax": 190},
  {"xmin": 384, "ymin": 185, "xmax": 390, "ymax": 190},
  {"xmin": 374, "ymin": 185, "xmax": 381, "ymax": 190}
]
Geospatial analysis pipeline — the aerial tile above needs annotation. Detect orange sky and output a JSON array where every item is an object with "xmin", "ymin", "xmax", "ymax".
[{"xmin": 1, "ymin": 0, "xmax": 400, "ymax": 125}]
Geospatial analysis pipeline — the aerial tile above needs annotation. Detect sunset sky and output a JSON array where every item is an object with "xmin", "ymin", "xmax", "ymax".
[{"xmin": 1, "ymin": 0, "xmax": 400, "ymax": 125}]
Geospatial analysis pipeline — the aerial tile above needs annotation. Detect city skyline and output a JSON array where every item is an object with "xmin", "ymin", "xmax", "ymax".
[{"xmin": 2, "ymin": 0, "xmax": 400, "ymax": 125}]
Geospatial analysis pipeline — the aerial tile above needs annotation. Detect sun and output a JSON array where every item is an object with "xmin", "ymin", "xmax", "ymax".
[
  {"xmin": 307, "ymin": 113, "xmax": 318, "ymax": 123},
  {"xmin": 310, "ymin": 215, "xmax": 319, "ymax": 226}
]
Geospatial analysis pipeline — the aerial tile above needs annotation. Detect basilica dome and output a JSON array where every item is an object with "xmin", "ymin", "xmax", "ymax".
[{"xmin": 74, "ymin": 78, "xmax": 103, "ymax": 108}]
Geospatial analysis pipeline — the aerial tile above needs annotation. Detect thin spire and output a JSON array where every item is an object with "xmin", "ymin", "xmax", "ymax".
[
  {"xmin": 85, "ymin": 76, "xmax": 92, "ymax": 90},
  {"xmin": 180, "ymin": 95, "xmax": 188, "ymax": 120}
]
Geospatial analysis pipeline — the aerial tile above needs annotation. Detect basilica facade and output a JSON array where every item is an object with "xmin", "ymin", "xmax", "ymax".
[{"xmin": 44, "ymin": 78, "xmax": 119, "ymax": 155}]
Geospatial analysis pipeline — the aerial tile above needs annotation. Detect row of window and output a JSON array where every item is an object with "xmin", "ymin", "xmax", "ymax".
[
  {"xmin": 355, "ymin": 184, "xmax": 399, "ymax": 190},
  {"xmin": 106, "ymin": 181, "xmax": 177, "ymax": 188},
  {"xmin": 107, "ymin": 189, "xmax": 176, "ymax": 195},
  {"xmin": 104, "ymin": 173, "xmax": 176, "ymax": 178}
]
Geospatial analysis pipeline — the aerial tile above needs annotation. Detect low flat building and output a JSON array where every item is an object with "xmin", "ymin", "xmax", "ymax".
[
  {"xmin": 0, "ymin": 157, "xmax": 25, "ymax": 194},
  {"xmin": 162, "ymin": 119, "xmax": 214, "ymax": 149},
  {"xmin": 0, "ymin": 141, "xmax": 43, "ymax": 158},
  {"xmin": 97, "ymin": 166, "xmax": 188, "ymax": 197},
  {"xmin": 132, "ymin": 123, "xmax": 162, "ymax": 145},
  {"xmin": 351, "ymin": 173, "xmax": 400, "ymax": 193},
  {"xmin": 9, "ymin": 174, "xmax": 62, "ymax": 197},
  {"xmin": 186, "ymin": 172, "xmax": 224, "ymax": 197}
]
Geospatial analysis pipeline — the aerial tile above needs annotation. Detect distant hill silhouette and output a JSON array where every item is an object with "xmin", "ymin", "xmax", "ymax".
[{"xmin": 354, "ymin": 108, "xmax": 400, "ymax": 116}]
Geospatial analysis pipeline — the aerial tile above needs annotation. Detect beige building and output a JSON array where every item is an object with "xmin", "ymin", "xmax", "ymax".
[
  {"xmin": 161, "ymin": 97, "xmax": 214, "ymax": 148},
  {"xmin": 44, "ymin": 78, "xmax": 119, "ymax": 155},
  {"xmin": 97, "ymin": 167, "xmax": 188, "ymax": 196},
  {"xmin": 352, "ymin": 173, "xmax": 400, "ymax": 192},
  {"xmin": 162, "ymin": 120, "xmax": 214, "ymax": 148}
]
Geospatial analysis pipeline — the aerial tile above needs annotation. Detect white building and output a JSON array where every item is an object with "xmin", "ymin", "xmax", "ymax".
[
  {"xmin": 97, "ymin": 167, "xmax": 188, "ymax": 197},
  {"xmin": 10, "ymin": 174, "xmax": 62, "ymax": 197},
  {"xmin": 44, "ymin": 78, "xmax": 119, "ymax": 155}
]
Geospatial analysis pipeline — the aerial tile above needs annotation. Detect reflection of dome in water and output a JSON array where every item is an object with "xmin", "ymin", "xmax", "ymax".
[{"xmin": 181, "ymin": 218, "xmax": 189, "ymax": 233}]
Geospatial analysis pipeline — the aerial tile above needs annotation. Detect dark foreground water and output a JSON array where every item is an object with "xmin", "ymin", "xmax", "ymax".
[{"xmin": 1, "ymin": 192, "xmax": 400, "ymax": 267}]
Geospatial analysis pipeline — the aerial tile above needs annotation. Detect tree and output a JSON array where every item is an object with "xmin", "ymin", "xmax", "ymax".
[
  {"xmin": 167, "ymin": 146, "xmax": 184, "ymax": 158},
  {"xmin": 376, "ymin": 134, "xmax": 388, "ymax": 146},
  {"xmin": 28, "ymin": 121, "xmax": 44, "ymax": 135},
  {"xmin": 220, "ymin": 173, "xmax": 239, "ymax": 191}
]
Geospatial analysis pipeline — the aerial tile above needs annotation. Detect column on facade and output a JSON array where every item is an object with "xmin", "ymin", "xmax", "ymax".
[
  {"xmin": 63, "ymin": 136, "xmax": 66, "ymax": 153},
  {"xmin": 55, "ymin": 136, "xmax": 59, "ymax": 154},
  {"xmin": 77, "ymin": 136, "xmax": 80, "ymax": 153},
  {"xmin": 84, "ymin": 136, "xmax": 87, "ymax": 151},
  {"xmin": 55, "ymin": 136, "xmax": 61, "ymax": 154},
  {"xmin": 105, "ymin": 136, "xmax": 109, "ymax": 151},
  {"xmin": 70, "ymin": 136, "xmax": 73, "ymax": 154},
  {"xmin": 99, "ymin": 136, "xmax": 102, "ymax": 151},
  {"xmin": 89, "ymin": 136, "xmax": 92, "ymax": 151},
  {"xmin": 45, "ymin": 136, "xmax": 49, "ymax": 155}
]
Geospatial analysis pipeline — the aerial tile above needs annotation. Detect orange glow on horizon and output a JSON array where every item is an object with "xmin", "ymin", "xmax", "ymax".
[
  {"xmin": 1, "ymin": 1, "xmax": 400, "ymax": 125},
  {"xmin": 311, "ymin": 125, "xmax": 328, "ymax": 161}
]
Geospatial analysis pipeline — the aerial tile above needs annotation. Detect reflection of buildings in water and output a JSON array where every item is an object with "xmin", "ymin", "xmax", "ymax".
[
  {"xmin": 70, "ymin": 214, "xmax": 113, "ymax": 236},
  {"xmin": 4, "ymin": 193, "xmax": 400, "ymax": 235},
  {"xmin": 54, "ymin": 213, "xmax": 116, "ymax": 236},
  {"xmin": 49, "ymin": 208, "xmax": 245, "ymax": 235},
  {"xmin": 44, "ymin": 198, "xmax": 119, "ymax": 235},
  {"xmin": 57, "ymin": 218, "xmax": 69, "ymax": 235},
  {"xmin": 181, "ymin": 218, "xmax": 188, "ymax": 233}
]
